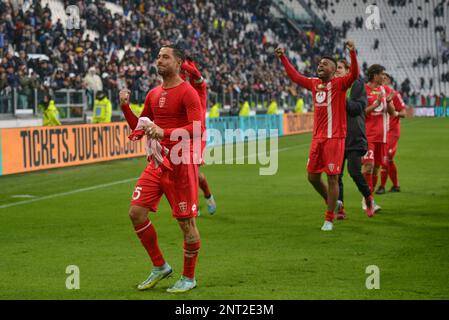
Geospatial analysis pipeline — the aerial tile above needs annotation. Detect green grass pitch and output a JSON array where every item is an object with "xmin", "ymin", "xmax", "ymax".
[{"xmin": 0, "ymin": 118, "xmax": 448, "ymax": 299}]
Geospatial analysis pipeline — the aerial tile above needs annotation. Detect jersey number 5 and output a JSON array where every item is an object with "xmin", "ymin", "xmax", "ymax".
[{"xmin": 133, "ymin": 187, "xmax": 143, "ymax": 200}]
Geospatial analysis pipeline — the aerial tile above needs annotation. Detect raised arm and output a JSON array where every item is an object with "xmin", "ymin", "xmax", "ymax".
[
  {"xmin": 276, "ymin": 48, "xmax": 314, "ymax": 91},
  {"xmin": 120, "ymin": 89, "xmax": 154, "ymax": 130},
  {"xmin": 341, "ymin": 41, "xmax": 360, "ymax": 90},
  {"xmin": 182, "ymin": 59, "xmax": 207, "ymax": 107},
  {"xmin": 119, "ymin": 89, "xmax": 138, "ymax": 129}
]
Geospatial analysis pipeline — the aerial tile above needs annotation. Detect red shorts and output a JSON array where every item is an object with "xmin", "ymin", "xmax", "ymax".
[
  {"xmin": 131, "ymin": 160, "xmax": 199, "ymax": 219},
  {"xmin": 386, "ymin": 133, "xmax": 399, "ymax": 161},
  {"xmin": 362, "ymin": 141, "xmax": 387, "ymax": 167},
  {"xmin": 307, "ymin": 138, "xmax": 345, "ymax": 175}
]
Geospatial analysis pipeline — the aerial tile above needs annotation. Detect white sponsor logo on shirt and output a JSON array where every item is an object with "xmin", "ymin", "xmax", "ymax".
[{"xmin": 316, "ymin": 91, "xmax": 326, "ymax": 104}]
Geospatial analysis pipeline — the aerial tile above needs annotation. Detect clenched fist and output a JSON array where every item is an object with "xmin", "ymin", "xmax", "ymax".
[
  {"xmin": 345, "ymin": 41, "xmax": 355, "ymax": 51},
  {"xmin": 275, "ymin": 47, "xmax": 285, "ymax": 57},
  {"xmin": 119, "ymin": 89, "xmax": 130, "ymax": 106}
]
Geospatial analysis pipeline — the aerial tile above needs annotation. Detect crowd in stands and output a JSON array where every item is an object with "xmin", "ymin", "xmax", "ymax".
[
  {"xmin": 1, "ymin": 0, "xmax": 448, "ymax": 116},
  {"xmin": 0, "ymin": 0, "xmax": 344, "ymax": 112}
]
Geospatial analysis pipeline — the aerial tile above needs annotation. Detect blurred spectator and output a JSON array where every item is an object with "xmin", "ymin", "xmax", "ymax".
[
  {"xmin": 38, "ymin": 94, "xmax": 61, "ymax": 126},
  {"xmin": 92, "ymin": 90, "xmax": 112, "ymax": 123}
]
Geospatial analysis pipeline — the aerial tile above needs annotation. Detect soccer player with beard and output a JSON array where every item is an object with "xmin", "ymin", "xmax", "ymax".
[
  {"xmin": 362, "ymin": 65, "xmax": 396, "ymax": 212},
  {"xmin": 376, "ymin": 73, "xmax": 407, "ymax": 194},
  {"xmin": 181, "ymin": 58, "xmax": 217, "ymax": 215},
  {"xmin": 120, "ymin": 45, "xmax": 203, "ymax": 293},
  {"xmin": 276, "ymin": 41, "xmax": 359, "ymax": 231}
]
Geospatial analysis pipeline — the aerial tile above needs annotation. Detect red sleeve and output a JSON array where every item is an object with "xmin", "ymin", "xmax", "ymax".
[
  {"xmin": 340, "ymin": 49, "xmax": 359, "ymax": 90},
  {"xmin": 121, "ymin": 92, "xmax": 154, "ymax": 130},
  {"xmin": 191, "ymin": 80, "xmax": 207, "ymax": 110},
  {"xmin": 393, "ymin": 92, "xmax": 406, "ymax": 111},
  {"xmin": 121, "ymin": 103, "xmax": 138, "ymax": 130},
  {"xmin": 163, "ymin": 87, "xmax": 203, "ymax": 138},
  {"xmin": 280, "ymin": 55, "xmax": 314, "ymax": 91},
  {"xmin": 191, "ymin": 80, "xmax": 207, "ymax": 98}
]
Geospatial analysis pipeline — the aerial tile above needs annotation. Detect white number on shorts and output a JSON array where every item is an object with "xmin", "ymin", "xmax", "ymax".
[
  {"xmin": 364, "ymin": 150, "xmax": 374, "ymax": 160},
  {"xmin": 132, "ymin": 187, "xmax": 142, "ymax": 200}
]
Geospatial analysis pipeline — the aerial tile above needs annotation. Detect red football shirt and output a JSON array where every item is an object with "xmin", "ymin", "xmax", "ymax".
[
  {"xmin": 280, "ymin": 49, "xmax": 359, "ymax": 139},
  {"xmin": 122, "ymin": 81, "xmax": 203, "ymax": 150},
  {"xmin": 389, "ymin": 89, "xmax": 406, "ymax": 136},
  {"xmin": 365, "ymin": 84, "xmax": 393, "ymax": 143}
]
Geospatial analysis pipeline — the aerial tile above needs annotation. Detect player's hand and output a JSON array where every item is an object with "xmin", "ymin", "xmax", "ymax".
[
  {"xmin": 145, "ymin": 123, "xmax": 164, "ymax": 140},
  {"xmin": 345, "ymin": 41, "xmax": 355, "ymax": 51},
  {"xmin": 386, "ymin": 91, "xmax": 396, "ymax": 102},
  {"xmin": 119, "ymin": 89, "xmax": 130, "ymax": 106},
  {"xmin": 376, "ymin": 92, "xmax": 384, "ymax": 104},
  {"xmin": 181, "ymin": 59, "xmax": 202, "ymax": 80},
  {"xmin": 275, "ymin": 47, "xmax": 285, "ymax": 57}
]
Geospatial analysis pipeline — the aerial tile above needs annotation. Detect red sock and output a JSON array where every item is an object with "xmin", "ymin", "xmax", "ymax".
[
  {"xmin": 380, "ymin": 166, "xmax": 388, "ymax": 188},
  {"xmin": 134, "ymin": 219, "xmax": 165, "ymax": 267},
  {"xmin": 389, "ymin": 161, "xmax": 399, "ymax": 187},
  {"xmin": 373, "ymin": 174, "xmax": 378, "ymax": 190},
  {"xmin": 325, "ymin": 211, "xmax": 335, "ymax": 222},
  {"xmin": 183, "ymin": 240, "xmax": 201, "ymax": 279},
  {"xmin": 363, "ymin": 172, "xmax": 373, "ymax": 193},
  {"xmin": 199, "ymin": 176, "xmax": 211, "ymax": 199}
]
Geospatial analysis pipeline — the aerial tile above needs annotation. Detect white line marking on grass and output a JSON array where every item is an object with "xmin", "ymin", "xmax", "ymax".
[
  {"xmin": 11, "ymin": 195, "xmax": 36, "ymax": 198},
  {"xmin": 0, "ymin": 142, "xmax": 310, "ymax": 210},
  {"xmin": 0, "ymin": 178, "xmax": 138, "ymax": 210}
]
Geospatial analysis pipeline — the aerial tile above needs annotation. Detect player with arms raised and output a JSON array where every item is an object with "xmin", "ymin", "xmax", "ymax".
[
  {"xmin": 276, "ymin": 41, "xmax": 359, "ymax": 231},
  {"xmin": 120, "ymin": 45, "xmax": 203, "ymax": 293}
]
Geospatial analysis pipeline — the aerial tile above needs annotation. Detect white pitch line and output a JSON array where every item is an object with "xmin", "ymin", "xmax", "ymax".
[
  {"xmin": 0, "ymin": 178, "xmax": 138, "ymax": 210},
  {"xmin": 0, "ymin": 142, "xmax": 309, "ymax": 210}
]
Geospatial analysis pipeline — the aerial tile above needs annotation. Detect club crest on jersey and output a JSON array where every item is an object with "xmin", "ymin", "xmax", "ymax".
[
  {"xmin": 159, "ymin": 92, "xmax": 167, "ymax": 108},
  {"xmin": 315, "ymin": 91, "xmax": 326, "ymax": 104},
  {"xmin": 328, "ymin": 163, "xmax": 335, "ymax": 172},
  {"xmin": 179, "ymin": 202, "xmax": 187, "ymax": 213}
]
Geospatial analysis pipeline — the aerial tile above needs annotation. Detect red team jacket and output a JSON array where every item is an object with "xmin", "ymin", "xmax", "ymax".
[{"xmin": 280, "ymin": 49, "xmax": 359, "ymax": 139}]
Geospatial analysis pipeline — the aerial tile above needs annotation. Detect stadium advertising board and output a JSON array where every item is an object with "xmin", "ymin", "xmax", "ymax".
[
  {"xmin": 283, "ymin": 113, "xmax": 314, "ymax": 135},
  {"xmin": 0, "ymin": 122, "xmax": 146, "ymax": 176},
  {"xmin": 414, "ymin": 107, "xmax": 436, "ymax": 117}
]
